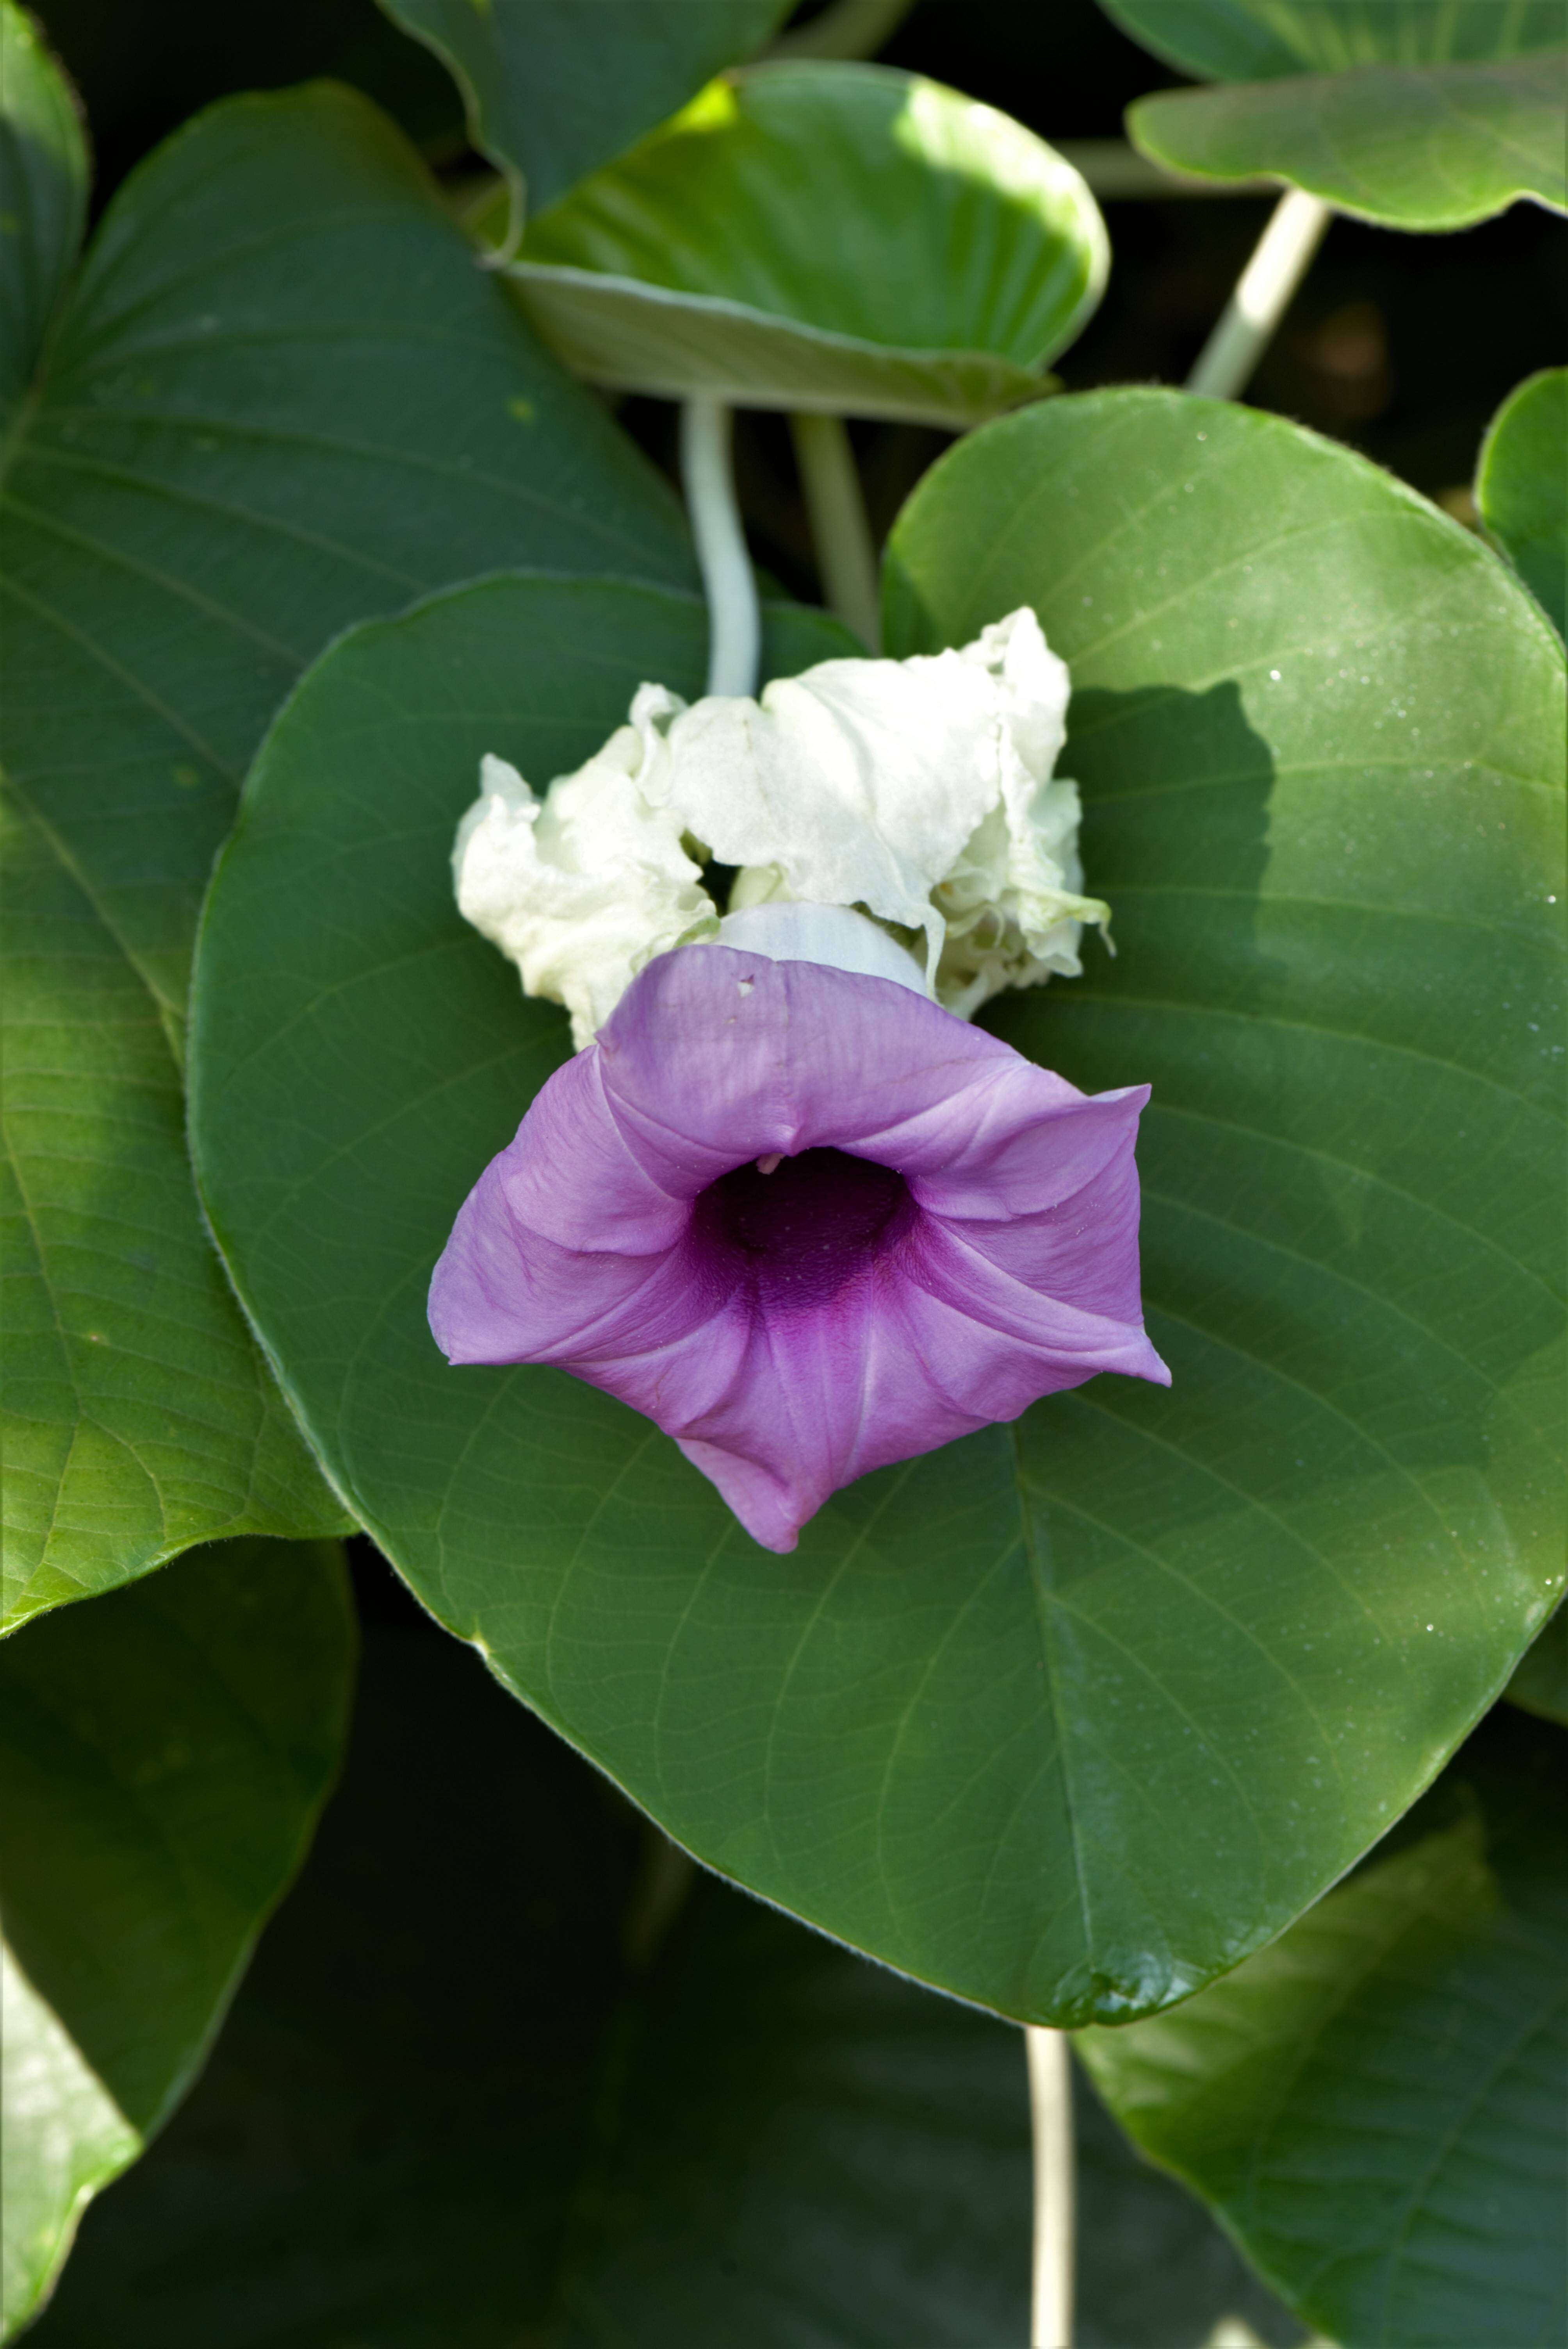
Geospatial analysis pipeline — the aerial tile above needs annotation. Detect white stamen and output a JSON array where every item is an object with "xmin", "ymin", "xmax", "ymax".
[{"xmin": 756, "ymin": 1153, "xmax": 784, "ymax": 1175}]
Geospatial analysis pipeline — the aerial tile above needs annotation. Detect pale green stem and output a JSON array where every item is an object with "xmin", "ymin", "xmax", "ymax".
[
  {"xmin": 767, "ymin": 0, "xmax": 916, "ymax": 60},
  {"xmin": 681, "ymin": 397, "xmax": 761, "ymax": 699},
  {"xmin": 790, "ymin": 412, "xmax": 881, "ymax": 652},
  {"xmin": 1185, "ymin": 187, "xmax": 1333, "ymax": 402},
  {"xmin": 475, "ymin": 166, "xmax": 526, "ymax": 270},
  {"xmin": 1027, "ymin": 2025, "xmax": 1075, "ymax": 2349}
]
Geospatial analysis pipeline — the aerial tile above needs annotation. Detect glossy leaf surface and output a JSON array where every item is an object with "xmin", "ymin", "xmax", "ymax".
[
  {"xmin": 32, "ymin": 1605, "xmax": 1301, "ymax": 2349},
  {"xmin": 1098, "ymin": 0, "xmax": 1568, "ymax": 82},
  {"xmin": 503, "ymin": 64, "xmax": 1107, "ymax": 426},
  {"xmin": 1477, "ymin": 367, "xmax": 1567, "ymax": 639},
  {"xmin": 0, "ymin": 1, "xmax": 85, "ymax": 418},
  {"xmin": 0, "ymin": 1537, "xmax": 353, "ymax": 2339},
  {"xmin": 191, "ymin": 369, "xmax": 1564, "ymax": 2030},
  {"xmin": 1080, "ymin": 1711, "xmax": 1568, "ymax": 2349},
  {"xmin": 0, "ymin": 83, "xmax": 693, "ymax": 1624},
  {"xmin": 375, "ymin": 0, "xmax": 791, "ymax": 216},
  {"xmin": 1129, "ymin": 52, "xmax": 1568, "ymax": 230}
]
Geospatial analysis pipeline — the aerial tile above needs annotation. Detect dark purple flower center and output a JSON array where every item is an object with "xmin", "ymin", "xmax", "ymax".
[{"xmin": 692, "ymin": 1148, "xmax": 913, "ymax": 1308}]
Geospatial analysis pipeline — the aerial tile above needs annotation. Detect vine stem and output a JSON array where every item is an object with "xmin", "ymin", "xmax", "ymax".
[
  {"xmin": 1026, "ymin": 2025, "xmax": 1075, "ymax": 2349},
  {"xmin": 790, "ymin": 412, "xmax": 881, "ymax": 651},
  {"xmin": 681, "ymin": 398, "xmax": 761, "ymax": 699},
  {"xmin": 1185, "ymin": 187, "xmax": 1332, "ymax": 402}
]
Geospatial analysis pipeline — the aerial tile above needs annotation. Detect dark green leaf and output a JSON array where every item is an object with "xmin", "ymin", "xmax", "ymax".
[
  {"xmin": 1477, "ymin": 367, "xmax": 1568, "ymax": 640},
  {"xmin": 501, "ymin": 64, "xmax": 1107, "ymax": 428},
  {"xmin": 1098, "ymin": 0, "xmax": 1567, "ymax": 83},
  {"xmin": 0, "ymin": 0, "xmax": 86, "ymax": 418},
  {"xmin": 1128, "ymin": 53, "xmax": 1568, "ymax": 230},
  {"xmin": 189, "ymin": 374, "xmax": 1565, "ymax": 2032},
  {"xmin": 0, "ymin": 83, "xmax": 693, "ymax": 1622},
  {"xmin": 1079, "ymin": 1711, "xmax": 1568, "ymax": 2349},
  {"xmin": 374, "ymin": 0, "xmax": 792, "ymax": 216},
  {"xmin": 0, "ymin": 1536, "xmax": 353, "ymax": 2338},
  {"xmin": 1508, "ymin": 1598, "xmax": 1568, "ymax": 1725},
  {"xmin": 31, "ymin": 1604, "xmax": 1300, "ymax": 2348}
]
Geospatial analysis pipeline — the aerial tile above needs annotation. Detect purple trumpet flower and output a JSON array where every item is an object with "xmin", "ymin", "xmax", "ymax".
[{"xmin": 429, "ymin": 945, "xmax": 1169, "ymax": 1553}]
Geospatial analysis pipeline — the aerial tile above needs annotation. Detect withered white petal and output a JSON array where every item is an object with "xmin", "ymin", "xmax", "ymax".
[
  {"xmin": 452, "ymin": 744, "xmax": 711, "ymax": 1050},
  {"xmin": 451, "ymin": 606, "xmax": 1108, "ymax": 1044}
]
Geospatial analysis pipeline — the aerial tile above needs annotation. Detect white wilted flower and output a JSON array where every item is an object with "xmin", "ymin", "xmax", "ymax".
[
  {"xmin": 451, "ymin": 607, "xmax": 1110, "ymax": 1043},
  {"xmin": 453, "ymin": 729, "xmax": 713, "ymax": 1050}
]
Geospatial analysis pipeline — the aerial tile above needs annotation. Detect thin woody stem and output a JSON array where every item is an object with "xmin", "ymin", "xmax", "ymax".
[
  {"xmin": 1185, "ymin": 187, "xmax": 1332, "ymax": 402},
  {"xmin": 1027, "ymin": 2025, "xmax": 1075, "ymax": 2349},
  {"xmin": 790, "ymin": 412, "xmax": 882, "ymax": 652},
  {"xmin": 681, "ymin": 397, "xmax": 761, "ymax": 699}
]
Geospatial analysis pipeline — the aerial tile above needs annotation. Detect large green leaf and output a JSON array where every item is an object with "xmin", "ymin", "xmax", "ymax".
[
  {"xmin": 1097, "ymin": 0, "xmax": 1568, "ymax": 82},
  {"xmin": 374, "ymin": 0, "xmax": 792, "ymax": 217},
  {"xmin": 0, "ymin": 1536, "xmax": 353, "ymax": 2340},
  {"xmin": 0, "ymin": 2, "xmax": 85, "ymax": 418},
  {"xmin": 30, "ymin": 1604, "xmax": 1302, "ymax": 2349},
  {"xmin": 0, "ymin": 80, "xmax": 694, "ymax": 1626},
  {"xmin": 498, "ymin": 64, "xmax": 1107, "ymax": 428},
  {"xmin": 1079, "ymin": 1710, "xmax": 1568, "ymax": 2349},
  {"xmin": 1128, "ymin": 52, "xmax": 1568, "ymax": 230},
  {"xmin": 188, "ymin": 369, "xmax": 1564, "ymax": 2032},
  {"xmin": 1477, "ymin": 367, "xmax": 1567, "ymax": 640}
]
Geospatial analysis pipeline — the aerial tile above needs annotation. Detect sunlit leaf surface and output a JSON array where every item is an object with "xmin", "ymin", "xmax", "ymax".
[
  {"xmin": 1129, "ymin": 52, "xmax": 1568, "ymax": 230},
  {"xmin": 500, "ymin": 63, "xmax": 1107, "ymax": 427},
  {"xmin": 375, "ymin": 0, "xmax": 792, "ymax": 215}
]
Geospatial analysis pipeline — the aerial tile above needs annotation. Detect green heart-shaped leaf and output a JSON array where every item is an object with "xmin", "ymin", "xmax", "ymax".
[
  {"xmin": 1098, "ymin": 0, "xmax": 1567, "ymax": 82},
  {"xmin": 189, "ymin": 374, "xmax": 1563, "ymax": 2031},
  {"xmin": 1079, "ymin": 1711, "xmax": 1568, "ymax": 2349},
  {"xmin": 0, "ymin": 79, "xmax": 694, "ymax": 1625},
  {"xmin": 499, "ymin": 64, "xmax": 1108, "ymax": 427},
  {"xmin": 1477, "ymin": 367, "xmax": 1567, "ymax": 640},
  {"xmin": 376, "ymin": 0, "xmax": 792, "ymax": 217},
  {"xmin": 0, "ymin": 1537, "xmax": 353, "ymax": 2338},
  {"xmin": 1128, "ymin": 52, "xmax": 1568, "ymax": 230},
  {"xmin": 31, "ymin": 1605, "xmax": 1299, "ymax": 2349}
]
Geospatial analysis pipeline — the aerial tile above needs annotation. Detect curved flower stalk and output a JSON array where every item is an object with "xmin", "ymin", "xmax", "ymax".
[
  {"xmin": 452, "ymin": 608, "xmax": 1110, "ymax": 1049},
  {"xmin": 430, "ymin": 942, "xmax": 1167, "ymax": 1553}
]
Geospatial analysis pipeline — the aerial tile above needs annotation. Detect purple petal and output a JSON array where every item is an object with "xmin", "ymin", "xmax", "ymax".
[{"xmin": 429, "ymin": 946, "xmax": 1169, "ymax": 1552}]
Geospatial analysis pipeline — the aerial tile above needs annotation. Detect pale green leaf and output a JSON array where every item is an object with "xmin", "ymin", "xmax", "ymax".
[
  {"xmin": 1129, "ymin": 51, "xmax": 1568, "ymax": 230},
  {"xmin": 1476, "ymin": 367, "xmax": 1567, "ymax": 639},
  {"xmin": 500, "ymin": 64, "xmax": 1107, "ymax": 427}
]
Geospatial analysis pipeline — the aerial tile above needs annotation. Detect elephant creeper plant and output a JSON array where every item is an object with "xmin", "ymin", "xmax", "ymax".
[{"xmin": 0, "ymin": 0, "xmax": 1563, "ymax": 2343}]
